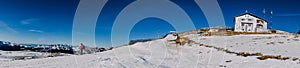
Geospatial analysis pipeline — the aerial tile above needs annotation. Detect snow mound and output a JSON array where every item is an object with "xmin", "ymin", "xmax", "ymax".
[{"xmin": 1, "ymin": 33, "xmax": 300, "ymax": 68}]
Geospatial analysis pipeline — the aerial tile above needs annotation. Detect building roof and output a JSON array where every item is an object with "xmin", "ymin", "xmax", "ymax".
[{"xmin": 234, "ymin": 12, "xmax": 268, "ymax": 23}]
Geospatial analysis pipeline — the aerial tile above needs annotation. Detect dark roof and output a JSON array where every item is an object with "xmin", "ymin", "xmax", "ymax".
[{"xmin": 234, "ymin": 12, "xmax": 268, "ymax": 22}]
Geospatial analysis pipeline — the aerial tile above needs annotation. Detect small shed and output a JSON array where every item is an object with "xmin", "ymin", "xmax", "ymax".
[{"xmin": 234, "ymin": 12, "xmax": 268, "ymax": 32}]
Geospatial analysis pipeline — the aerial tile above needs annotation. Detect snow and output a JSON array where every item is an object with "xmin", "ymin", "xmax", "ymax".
[
  {"xmin": 0, "ymin": 34, "xmax": 300, "ymax": 68},
  {"xmin": 0, "ymin": 51, "xmax": 51, "ymax": 61},
  {"xmin": 185, "ymin": 34, "xmax": 300, "ymax": 58}
]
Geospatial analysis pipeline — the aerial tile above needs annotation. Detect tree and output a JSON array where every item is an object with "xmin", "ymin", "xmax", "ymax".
[{"xmin": 298, "ymin": 30, "xmax": 300, "ymax": 34}]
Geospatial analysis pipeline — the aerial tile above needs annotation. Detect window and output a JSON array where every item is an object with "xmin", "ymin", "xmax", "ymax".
[
  {"xmin": 257, "ymin": 24, "xmax": 263, "ymax": 28},
  {"xmin": 248, "ymin": 19, "xmax": 253, "ymax": 21},
  {"xmin": 241, "ymin": 23, "xmax": 245, "ymax": 26},
  {"xmin": 241, "ymin": 18, "xmax": 245, "ymax": 21}
]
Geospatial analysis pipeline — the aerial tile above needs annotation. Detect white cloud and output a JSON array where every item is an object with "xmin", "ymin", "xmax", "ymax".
[
  {"xmin": 0, "ymin": 21, "xmax": 18, "ymax": 33},
  {"xmin": 28, "ymin": 29, "xmax": 44, "ymax": 33},
  {"xmin": 21, "ymin": 18, "xmax": 39, "ymax": 25}
]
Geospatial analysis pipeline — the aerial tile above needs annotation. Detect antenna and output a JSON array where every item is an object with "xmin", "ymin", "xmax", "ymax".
[
  {"xmin": 157, "ymin": 29, "xmax": 160, "ymax": 38},
  {"xmin": 263, "ymin": 8, "xmax": 266, "ymax": 18},
  {"xmin": 270, "ymin": 10, "xmax": 273, "ymax": 29},
  {"xmin": 245, "ymin": 10, "xmax": 248, "ymax": 13}
]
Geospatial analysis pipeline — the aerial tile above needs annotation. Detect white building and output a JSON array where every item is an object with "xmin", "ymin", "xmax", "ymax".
[{"xmin": 234, "ymin": 12, "xmax": 268, "ymax": 32}]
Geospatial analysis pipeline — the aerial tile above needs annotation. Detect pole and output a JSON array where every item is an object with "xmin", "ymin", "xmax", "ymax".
[
  {"xmin": 157, "ymin": 30, "xmax": 160, "ymax": 38},
  {"xmin": 263, "ymin": 8, "xmax": 266, "ymax": 19},
  {"xmin": 270, "ymin": 10, "xmax": 273, "ymax": 29}
]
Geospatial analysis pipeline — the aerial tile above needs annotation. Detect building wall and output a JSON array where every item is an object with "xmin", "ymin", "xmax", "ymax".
[
  {"xmin": 234, "ymin": 14, "xmax": 268, "ymax": 32},
  {"xmin": 256, "ymin": 20, "xmax": 268, "ymax": 32}
]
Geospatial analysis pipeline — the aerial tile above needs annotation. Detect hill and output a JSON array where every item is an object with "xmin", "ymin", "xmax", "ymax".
[{"xmin": 0, "ymin": 27, "xmax": 300, "ymax": 68}]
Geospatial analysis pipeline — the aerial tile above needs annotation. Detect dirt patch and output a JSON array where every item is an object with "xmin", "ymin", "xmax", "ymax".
[
  {"xmin": 267, "ymin": 42, "xmax": 275, "ymax": 45},
  {"xmin": 282, "ymin": 36, "xmax": 288, "ymax": 38},
  {"xmin": 294, "ymin": 35, "xmax": 299, "ymax": 38},
  {"xmin": 278, "ymin": 42, "xmax": 284, "ymax": 44},
  {"xmin": 253, "ymin": 37, "xmax": 273, "ymax": 40},
  {"xmin": 219, "ymin": 65, "xmax": 227, "ymax": 67},
  {"xmin": 236, "ymin": 52, "xmax": 263, "ymax": 57},
  {"xmin": 232, "ymin": 32, "xmax": 271, "ymax": 35},
  {"xmin": 168, "ymin": 36, "xmax": 191, "ymax": 46},
  {"xmin": 257, "ymin": 55, "xmax": 289, "ymax": 60}
]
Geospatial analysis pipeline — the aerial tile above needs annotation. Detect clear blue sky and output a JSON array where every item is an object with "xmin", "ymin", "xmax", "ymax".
[{"xmin": 0, "ymin": 0, "xmax": 299, "ymax": 47}]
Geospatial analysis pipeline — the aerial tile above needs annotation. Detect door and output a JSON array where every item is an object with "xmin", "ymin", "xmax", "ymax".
[{"xmin": 245, "ymin": 24, "xmax": 248, "ymax": 32}]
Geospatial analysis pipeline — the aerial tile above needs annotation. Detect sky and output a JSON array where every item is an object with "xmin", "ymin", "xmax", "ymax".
[{"xmin": 0, "ymin": 0, "xmax": 299, "ymax": 47}]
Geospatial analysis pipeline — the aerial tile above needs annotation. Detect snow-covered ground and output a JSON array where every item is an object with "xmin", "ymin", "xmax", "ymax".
[
  {"xmin": 185, "ymin": 34, "xmax": 300, "ymax": 58},
  {"xmin": 0, "ymin": 50, "xmax": 71, "ymax": 61},
  {"xmin": 0, "ymin": 34, "xmax": 300, "ymax": 68}
]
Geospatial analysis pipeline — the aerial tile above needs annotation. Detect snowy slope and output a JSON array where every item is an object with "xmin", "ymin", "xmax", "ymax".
[
  {"xmin": 0, "ymin": 34, "xmax": 300, "ymax": 68},
  {"xmin": 185, "ymin": 34, "xmax": 300, "ymax": 58}
]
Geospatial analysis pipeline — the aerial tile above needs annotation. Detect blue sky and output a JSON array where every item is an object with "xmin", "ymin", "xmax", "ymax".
[{"xmin": 0, "ymin": 0, "xmax": 299, "ymax": 47}]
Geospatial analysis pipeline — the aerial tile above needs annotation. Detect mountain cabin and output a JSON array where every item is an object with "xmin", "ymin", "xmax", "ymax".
[{"xmin": 234, "ymin": 12, "xmax": 268, "ymax": 32}]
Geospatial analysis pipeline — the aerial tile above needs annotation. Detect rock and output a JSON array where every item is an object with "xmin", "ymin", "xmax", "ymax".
[
  {"xmin": 225, "ymin": 60, "xmax": 232, "ymax": 62},
  {"xmin": 219, "ymin": 65, "xmax": 226, "ymax": 67},
  {"xmin": 292, "ymin": 58, "xmax": 299, "ymax": 61}
]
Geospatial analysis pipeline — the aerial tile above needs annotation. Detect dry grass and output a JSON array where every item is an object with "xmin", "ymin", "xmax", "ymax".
[
  {"xmin": 257, "ymin": 55, "xmax": 289, "ymax": 60},
  {"xmin": 278, "ymin": 42, "xmax": 284, "ymax": 44},
  {"xmin": 235, "ymin": 52, "xmax": 263, "ymax": 57},
  {"xmin": 294, "ymin": 35, "xmax": 299, "ymax": 38},
  {"xmin": 267, "ymin": 42, "xmax": 275, "ymax": 45},
  {"xmin": 203, "ymin": 31, "xmax": 273, "ymax": 36},
  {"xmin": 168, "ymin": 36, "xmax": 191, "ymax": 46},
  {"xmin": 199, "ymin": 28, "xmax": 210, "ymax": 31},
  {"xmin": 232, "ymin": 32, "xmax": 271, "ymax": 35}
]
